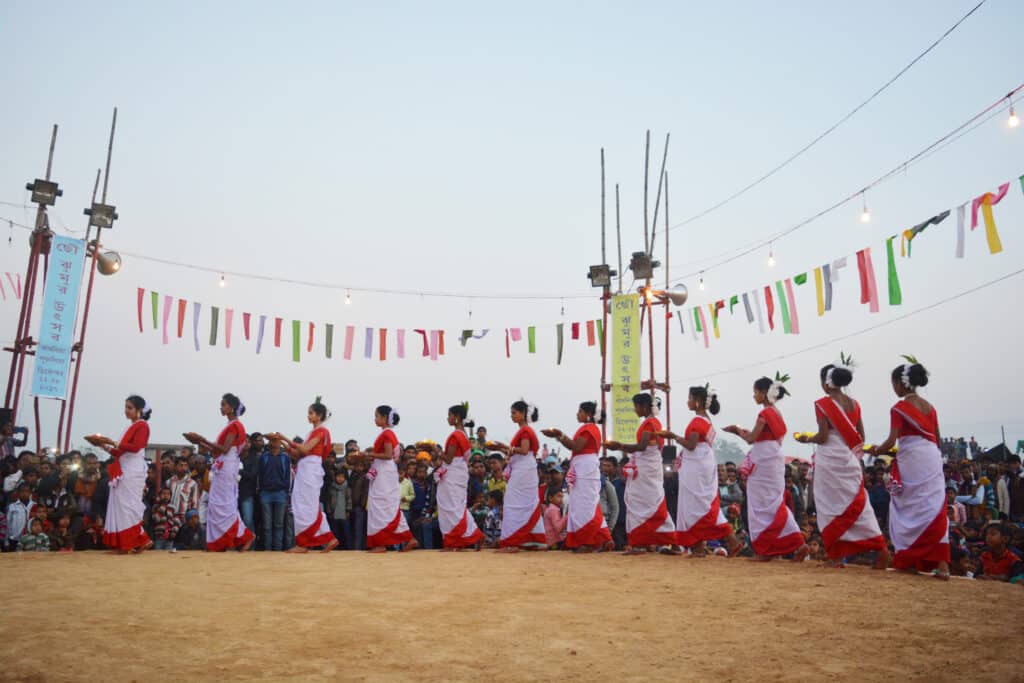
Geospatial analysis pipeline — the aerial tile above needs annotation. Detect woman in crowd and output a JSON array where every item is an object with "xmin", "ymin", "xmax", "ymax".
[
  {"xmin": 183, "ymin": 393, "xmax": 254, "ymax": 552},
  {"xmin": 658, "ymin": 386, "xmax": 741, "ymax": 557},
  {"xmin": 867, "ymin": 357, "xmax": 950, "ymax": 579},
  {"xmin": 488, "ymin": 400, "xmax": 547, "ymax": 551},
  {"xmin": 364, "ymin": 405, "xmax": 416, "ymax": 552},
  {"xmin": 796, "ymin": 358, "xmax": 888, "ymax": 568},
  {"xmin": 542, "ymin": 400, "xmax": 613, "ymax": 553},
  {"xmin": 604, "ymin": 393, "xmax": 676, "ymax": 554},
  {"xmin": 436, "ymin": 402, "xmax": 484, "ymax": 550},
  {"xmin": 724, "ymin": 375, "xmax": 809, "ymax": 562},
  {"xmin": 267, "ymin": 398, "xmax": 339, "ymax": 553},
  {"xmin": 88, "ymin": 395, "xmax": 153, "ymax": 553}
]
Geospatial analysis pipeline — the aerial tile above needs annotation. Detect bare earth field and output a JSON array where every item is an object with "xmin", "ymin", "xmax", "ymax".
[{"xmin": 1, "ymin": 551, "xmax": 1021, "ymax": 682}]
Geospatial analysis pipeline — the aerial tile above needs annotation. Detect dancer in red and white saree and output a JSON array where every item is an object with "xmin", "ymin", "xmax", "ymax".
[
  {"xmin": 91, "ymin": 395, "xmax": 153, "ymax": 553},
  {"xmin": 184, "ymin": 393, "xmax": 254, "ymax": 552},
  {"xmin": 659, "ymin": 387, "xmax": 741, "ymax": 557},
  {"xmin": 797, "ymin": 361, "xmax": 887, "ymax": 568},
  {"xmin": 436, "ymin": 403, "xmax": 484, "ymax": 550},
  {"xmin": 365, "ymin": 405, "xmax": 416, "ymax": 552},
  {"xmin": 541, "ymin": 401, "xmax": 613, "ymax": 552},
  {"xmin": 868, "ymin": 359, "xmax": 949, "ymax": 579},
  {"xmin": 490, "ymin": 400, "xmax": 547, "ymax": 551},
  {"xmin": 268, "ymin": 400, "xmax": 339, "ymax": 553},
  {"xmin": 725, "ymin": 376, "xmax": 808, "ymax": 561},
  {"xmin": 605, "ymin": 393, "xmax": 677, "ymax": 554}
]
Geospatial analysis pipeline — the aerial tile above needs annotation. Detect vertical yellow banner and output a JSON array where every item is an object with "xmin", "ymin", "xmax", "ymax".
[{"xmin": 611, "ymin": 294, "xmax": 641, "ymax": 442}]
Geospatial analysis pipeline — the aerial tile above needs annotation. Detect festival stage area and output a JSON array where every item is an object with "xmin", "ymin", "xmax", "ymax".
[{"xmin": 2, "ymin": 552, "xmax": 1020, "ymax": 682}]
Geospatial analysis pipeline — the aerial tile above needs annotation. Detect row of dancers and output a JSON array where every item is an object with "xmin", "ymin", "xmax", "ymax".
[{"xmin": 87, "ymin": 355, "xmax": 950, "ymax": 577}]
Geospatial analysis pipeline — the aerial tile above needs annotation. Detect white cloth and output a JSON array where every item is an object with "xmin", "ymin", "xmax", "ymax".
[
  {"xmin": 565, "ymin": 454, "xmax": 608, "ymax": 538},
  {"xmin": 292, "ymin": 455, "xmax": 333, "ymax": 546},
  {"xmin": 814, "ymin": 433, "xmax": 884, "ymax": 545},
  {"xmin": 889, "ymin": 436, "xmax": 948, "ymax": 555},
  {"xmin": 104, "ymin": 450, "xmax": 148, "ymax": 539},
  {"xmin": 5, "ymin": 499, "xmax": 33, "ymax": 544},
  {"xmin": 499, "ymin": 452, "xmax": 545, "ymax": 545},
  {"xmin": 367, "ymin": 458, "xmax": 411, "ymax": 543},
  {"xmin": 676, "ymin": 438, "xmax": 727, "ymax": 538},
  {"xmin": 624, "ymin": 444, "xmax": 675, "ymax": 542},
  {"xmin": 746, "ymin": 440, "xmax": 801, "ymax": 550},
  {"xmin": 435, "ymin": 449, "xmax": 482, "ymax": 546},
  {"xmin": 206, "ymin": 447, "xmax": 251, "ymax": 548}
]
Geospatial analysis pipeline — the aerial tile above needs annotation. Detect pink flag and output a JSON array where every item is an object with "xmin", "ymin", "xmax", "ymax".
[
  {"xmin": 137, "ymin": 288, "xmax": 145, "ymax": 333},
  {"xmin": 225, "ymin": 309, "xmax": 234, "ymax": 348},
  {"xmin": 783, "ymin": 279, "xmax": 800, "ymax": 334},
  {"xmin": 509, "ymin": 327, "xmax": 522, "ymax": 342},
  {"xmin": 697, "ymin": 306, "xmax": 710, "ymax": 348},
  {"xmin": 429, "ymin": 330, "xmax": 440, "ymax": 361},
  {"xmin": 243, "ymin": 312, "xmax": 251, "ymax": 341},
  {"xmin": 343, "ymin": 325, "xmax": 355, "ymax": 360},
  {"xmin": 856, "ymin": 248, "xmax": 880, "ymax": 313},
  {"xmin": 161, "ymin": 295, "xmax": 172, "ymax": 344},
  {"xmin": 396, "ymin": 329, "xmax": 406, "ymax": 358}
]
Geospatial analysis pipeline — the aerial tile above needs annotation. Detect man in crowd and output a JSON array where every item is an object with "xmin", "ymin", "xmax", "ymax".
[
  {"xmin": 598, "ymin": 456, "xmax": 619, "ymax": 531},
  {"xmin": 169, "ymin": 456, "xmax": 199, "ymax": 529},
  {"xmin": 258, "ymin": 437, "xmax": 291, "ymax": 551},
  {"xmin": 238, "ymin": 434, "xmax": 262, "ymax": 534}
]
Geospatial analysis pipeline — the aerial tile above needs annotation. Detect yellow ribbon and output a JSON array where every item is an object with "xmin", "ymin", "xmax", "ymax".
[
  {"xmin": 813, "ymin": 267, "xmax": 824, "ymax": 317},
  {"xmin": 981, "ymin": 197, "xmax": 1003, "ymax": 254}
]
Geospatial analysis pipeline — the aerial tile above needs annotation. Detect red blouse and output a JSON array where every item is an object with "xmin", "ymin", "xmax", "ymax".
[
  {"xmin": 636, "ymin": 416, "xmax": 665, "ymax": 449},
  {"xmin": 890, "ymin": 400, "xmax": 939, "ymax": 444},
  {"xmin": 305, "ymin": 426, "xmax": 333, "ymax": 459},
  {"xmin": 374, "ymin": 429, "xmax": 400, "ymax": 458},
  {"xmin": 572, "ymin": 424, "xmax": 601, "ymax": 456},
  {"xmin": 216, "ymin": 420, "xmax": 246, "ymax": 451},
  {"xmin": 110, "ymin": 421, "xmax": 149, "ymax": 457},
  {"xmin": 685, "ymin": 416, "xmax": 715, "ymax": 446},
  {"xmin": 445, "ymin": 430, "xmax": 472, "ymax": 458},
  {"xmin": 511, "ymin": 426, "xmax": 540, "ymax": 454},
  {"xmin": 756, "ymin": 408, "xmax": 786, "ymax": 442}
]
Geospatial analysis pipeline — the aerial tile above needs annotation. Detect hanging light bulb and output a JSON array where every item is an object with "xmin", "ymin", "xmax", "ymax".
[
  {"xmin": 344, "ymin": 290, "xmax": 352, "ymax": 305},
  {"xmin": 860, "ymin": 192, "xmax": 871, "ymax": 223},
  {"xmin": 1009, "ymin": 101, "xmax": 1020, "ymax": 128},
  {"xmin": 218, "ymin": 274, "xmax": 226, "ymax": 288},
  {"xmin": 698, "ymin": 273, "xmax": 705, "ymax": 291},
  {"xmin": 767, "ymin": 244, "xmax": 776, "ymax": 267}
]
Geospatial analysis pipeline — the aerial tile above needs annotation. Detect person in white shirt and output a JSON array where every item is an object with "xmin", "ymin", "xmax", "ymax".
[{"xmin": 5, "ymin": 481, "xmax": 35, "ymax": 550}]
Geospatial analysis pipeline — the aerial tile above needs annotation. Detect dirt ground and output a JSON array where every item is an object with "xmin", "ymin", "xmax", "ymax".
[{"xmin": 0, "ymin": 551, "xmax": 1021, "ymax": 683}]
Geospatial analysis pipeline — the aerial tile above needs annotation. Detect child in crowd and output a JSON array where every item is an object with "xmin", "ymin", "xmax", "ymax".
[
  {"xmin": 348, "ymin": 458, "xmax": 368, "ymax": 551},
  {"xmin": 151, "ymin": 488, "xmax": 181, "ymax": 550},
  {"xmin": 174, "ymin": 510, "xmax": 205, "ymax": 551},
  {"xmin": 483, "ymin": 490, "xmax": 503, "ymax": 547},
  {"xmin": 543, "ymin": 490, "xmax": 567, "ymax": 549},
  {"xmin": 978, "ymin": 523, "xmax": 1021, "ymax": 582},
  {"xmin": 32, "ymin": 503, "xmax": 51, "ymax": 534},
  {"xmin": 806, "ymin": 535, "xmax": 826, "ymax": 563},
  {"xmin": 470, "ymin": 492, "xmax": 488, "ymax": 534},
  {"xmin": 949, "ymin": 546, "xmax": 975, "ymax": 578},
  {"xmin": 76, "ymin": 516, "xmax": 105, "ymax": 551},
  {"xmin": 329, "ymin": 469, "xmax": 350, "ymax": 550},
  {"xmin": 49, "ymin": 514, "xmax": 74, "ymax": 552},
  {"xmin": 19, "ymin": 518, "xmax": 49, "ymax": 551}
]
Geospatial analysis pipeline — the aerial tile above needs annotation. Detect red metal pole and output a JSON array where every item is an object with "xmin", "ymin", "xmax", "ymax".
[
  {"xmin": 4, "ymin": 232, "xmax": 43, "ymax": 411},
  {"xmin": 11, "ymin": 236, "xmax": 48, "ymax": 429},
  {"xmin": 600, "ymin": 289, "xmax": 609, "ymax": 452}
]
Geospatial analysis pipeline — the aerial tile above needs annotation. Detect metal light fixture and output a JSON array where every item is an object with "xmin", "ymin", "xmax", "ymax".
[
  {"xmin": 26, "ymin": 178, "xmax": 62, "ymax": 206},
  {"xmin": 96, "ymin": 251, "xmax": 121, "ymax": 275},
  {"xmin": 629, "ymin": 251, "xmax": 661, "ymax": 280},
  {"xmin": 587, "ymin": 264, "xmax": 616, "ymax": 288},
  {"xmin": 84, "ymin": 202, "xmax": 118, "ymax": 229},
  {"xmin": 650, "ymin": 283, "xmax": 688, "ymax": 307}
]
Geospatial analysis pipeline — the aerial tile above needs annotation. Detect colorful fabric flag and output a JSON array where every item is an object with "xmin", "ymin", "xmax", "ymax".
[
  {"xmin": 343, "ymin": 325, "xmax": 355, "ymax": 360},
  {"xmin": 307, "ymin": 322, "xmax": 314, "ymax": 353},
  {"xmin": 325, "ymin": 323, "xmax": 334, "ymax": 359},
  {"xmin": 814, "ymin": 267, "xmax": 825, "ymax": 317},
  {"xmin": 161, "ymin": 295, "xmax": 172, "ymax": 345},
  {"xmin": 729, "ymin": 295, "xmax": 739, "ymax": 314},
  {"xmin": 971, "ymin": 183, "xmax": 1009, "ymax": 254},
  {"xmin": 364, "ymin": 328, "xmax": 374, "ymax": 359},
  {"xmin": 510, "ymin": 327, "xmax": 523, "ymax": 343},
  {"xmin": 225, "ymin": 308, "xmax": 234, "ymax": 348},
  {"xmin": 527, "ymin": 326, "xmax": 536, "ymax": 353},
  {"xmin": 708, "ymin": 302, "xmax": 722, "ymax": 339},
  {"xmin": 256, "ymin": 315, "xmax": 267, "ymax": 354},
  {"xmin": 379, "ymin": 328, "xmax": 387, "ymax": 361},
  {"xmin": 243, "ymin": 312, "xmax": 251, "ymax": 341},
  {"xmin": 774, "ymin": 281, "xmax": 791, "ymax": 334},
  {"xmin": 752, "ymin": 289, "xmax": 765, "ymax": 334},
  {"xmin": 209, "ymin": 306, "xmax": 219, "ymax": 345},
  {"xmin": 505, "ymin": 329, "xmax": 511, "ymax": 358},
  {"xmin": 693, "ymin": 307, "xmax": 702, "ymax": 332},
  {"xmin": 856, "ymin": 248, "xmax": 880, "ymax": 313},
  {"xmin": 742, "ymin": 292, "xmax": 754, "ymax": 323},
  {"xmin": 793, "ymin": 273, "xmax": 808, "ymax": 286},
  {"xmin": 177, "ymin": 299, "xmax": 186, "ymax": 338},
  {"xmin": 5, "ymin": 272, "xmax": 21, "ymax": 299},
  {"xmin": 151, "ymin": 291, "xmax": 159, "ymax": 330},
  {"xmin": 192, "ymin": 302, "xmax": 201, "ymax": 352},
  {"xmin": 764, "ymin": 285, "xmax": 775, "ymax": 331},
  {"xmin": 414, "ymin": 329, "xmax": 429, "ymax": 356},
  {"xmin": 886, "ymin": 238, "xmax": 902, "ymax": 305},
  {"xmin": 292, "ymin": 321, "xmax": 301, "ymax": 362},
  {"xmin": 697, "ymin": 306, "xmax": 710, "ymax": 348},
  {"xmin": 585, "ymin": 321, "xmax": 595, "ymax": 347},
  {"xmin": 955, "ymin": 203, "xmax": 966, "ymax": 258},
  {"xmin": 438, "ymin": 330, "xmax": 446, "ymax": 356},
  {"xmin": 274, "ymin": 318, "xmax": 282, "ymax": 348},
  {"xmin": 556, "ymin": 323, "xmax": 564, "ymax": 365},
  {"xmin": 903, "ymin": 210, "xmax": 950, "ymax": 257},
  {"xmin": 677, "ymin": 314, "xmax": 685, "ymax": 335},
  {"xmin": 690, "ymin": 307, "xmax": 699, "ymax": 340},
  {"xmin": 821, "ymin": 264, "xmax": 833, "ymax": 311},
  {"xmin": 397, "ymin": 329, "xmax": 406, "ymax": 358},
  {"xmin": 571, "ymin": 322, "xmax": 580, "ymax": 340},
  {"xmin": 136, "ymin": 288, "xmax": 145, "ymax": 333},
  {"xmin": 784, "ymin": 278, "xmax": 799, "ymax": 334},
  {"xmin": 596, "ymin": 319, "xmax": 604, "ymax": 350},
  {"xmin": 830, "ymin": 257, "xmax": 847, "ymax": 283},
  {"xmin": 429, "ymin": 330, "xmax": 440, "ymax": 361}
]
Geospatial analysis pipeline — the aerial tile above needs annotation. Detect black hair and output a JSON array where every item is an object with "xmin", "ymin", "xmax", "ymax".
[
  {"xmin": 1009, "ymin": 455, "xmax": 1022, "ymax": 465},
  {"xmin": 753, "ymin": 377, "xmax": 788, "ymax": 403},
  {"xmin": 689, "ymin": 386, "xmax": 720, "ymax": 416},
  {"xmin": 579, "ymin": 401, "xmax": 604, "ymax": 424},
  {"xmin": 16, "ymin": 480, "xmax": 31, "ymax": 491},
  {"xmin": 22, "ymin": 465, "xmax": 39, "ymax": 477},
  {"xmin": 126, "ymin": 395, "xmax": 152, "ymax": 421},
  {"xmin": 546, "ymin": 488, "xmax": 563, "ymax": 504},
  {"xmin": 222, "ymin": 393, "xmax": 245, "ymax": 417},
  {"xmin": 376, "ymin": 405, "xmax": 400, "ymax": 426},
  {"xmin": 448, "ymin": 404, "xmax": 475, "ymax": 430},
  {"xmin": 309, "ymin": 402, "xmax": 329, "ymax": 421},
  {"xmin": 632, "ymin": 393, "xmax": 653, "ymax": 411},
  {"xmin": 986, "ymin": 522, "xmax": 1013, "ymax": 541},
  {"xmin": 510, "ymin": 400, "xmax": 539, "ymax": 423},
  {"xmin": 820, "ymin": 364, "xmax": 853, "ymax": 389},
  {"xmin": 487, "ymin": 453, "xmax": 503, "ymax": 462},
  {"xmin": 487, "ymin": 490, "xmax": 504, "ymax": 505},
  {"xmin": 891, "ymin": 363, "xmax": 929, "ymax": 389}
]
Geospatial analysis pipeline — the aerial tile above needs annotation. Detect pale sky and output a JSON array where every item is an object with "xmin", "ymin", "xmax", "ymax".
[{"xmin": 1, "ymin": 1, "xmax": 1022, "ymax": 457}]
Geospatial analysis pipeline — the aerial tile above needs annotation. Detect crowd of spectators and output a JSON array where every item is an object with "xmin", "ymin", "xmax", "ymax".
[{"xmin": 2, "ymin": 419, "xmax": 1022, "ymax": 583}]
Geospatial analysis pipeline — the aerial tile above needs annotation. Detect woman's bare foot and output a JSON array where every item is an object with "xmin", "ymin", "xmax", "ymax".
[
  {"xmin": 399, "ymin": 539, "xmax": 419, "ymax": 552},
  {"xmin": 496, "ymin": 546, "xmax": 520, "ymax": 553},
  {"xmin": 572, "ymin": 545, "xmax": 595, "ymax": 554},
  {"xmin": 749, "ymin": 554, "xmax": 774, "ymax": 562},
  {"xmin": 132, "ymin": 541, "xmax": 153, "ymax": 554},
  {"xmin": 623, "ymin": 547, "xmax": 647, "ymax": 556},
  {"xmin": 659, "ymin": 546, "xmax": 683, "ymax": 556},
  {"xmin": 440, "ymin": 547, "xmax": 456, "ymax": 552},
  {"xmin": 872, "ymin": 547, "xmax": 891, "ymax": 570},
  {"xmin": 285, "ymin": 546, "xmax": 309, "ymax": 554},
  {"xmin": 792, "ymin": 544, "xmax": 810, "ymax": 562},
  {"xmin": 367, "ymin": 546, "xmax": 387, "ymax": 553},
  {"xmin": 725, "ymin": 537, "xmax": 743, "ymax": 557},
  {"xmin": 600, "ymin": 540, "xmax": 616, "ymax": 553},
  {"xmin": 320, "ymin": 539, "xmax": 339, "ymax": 553},
  {"xmin": 933, "ymin": 561, "xmax": 950, "ymax": 581},
  {"xmin": 240, "ymin": 537, "xmax": 255, "ymax": 553}
]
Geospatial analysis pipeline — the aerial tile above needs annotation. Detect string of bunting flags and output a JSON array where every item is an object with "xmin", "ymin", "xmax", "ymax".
[
  {"xmin": 0, "ymin": 272, "xmax": 24, "ymax": 302},
  {"xmin": 133, "ymin": 287, "xmax": 605, "ymax": 365},
  {"xmin": 681, "ymin": 174, "xmax": 1022, "ymax": 348}
]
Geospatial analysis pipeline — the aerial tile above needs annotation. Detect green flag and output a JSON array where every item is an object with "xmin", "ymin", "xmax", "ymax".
[
  {"xmin": 292, "ymin": 320, "xmax": 301, "ymax": 362},
  {"xmin": 527, "ymin": 326, "xmax": 536, "ymax": 353},
  {"xmin": 151, "ymin": 291, "xmax": 159, "ymax": 329},
  {"xmin": 325, "ymin": 323, "xmax": 334, "ymax": 359},
  {"xmin": 209, "ymin": 306, "xmax": 219, "ymax": 345},
  {"xmin": 794, "ymin": 273, "xmax": 808, "ymax": 286},
  {"xmin": 775, "ymin": 280, "xmax": 791, "ymax": 334},
  {"xmin": 556, "ymin": 323, "xmax": 564, "ymax": 365},
  {"xmin": 886, "ymin": 237, "xmax": 902, "ymax": 305}
]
